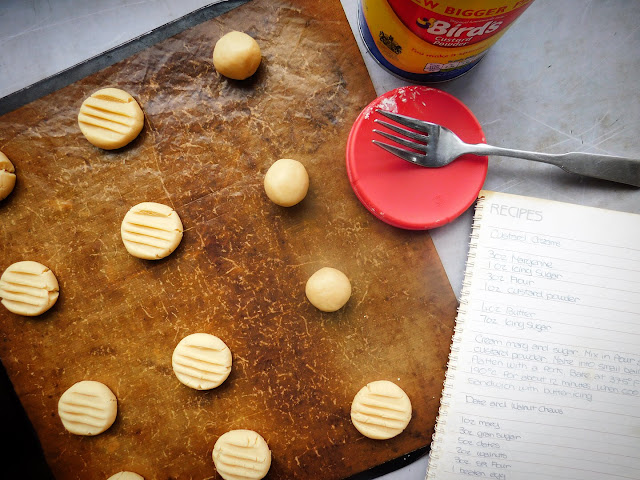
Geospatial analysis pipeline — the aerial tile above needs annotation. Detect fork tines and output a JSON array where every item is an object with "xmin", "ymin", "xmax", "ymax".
[
  {"xmin": 374, "ymin": 120, "xmax": 428, "ymax": 149},
  {"xmin": 375, "ymin": 109, "xmax": 435, "ymax": 133},
  {"xmin": 372, "ymin": 109, "xmax": 433, "ymax": 164}
]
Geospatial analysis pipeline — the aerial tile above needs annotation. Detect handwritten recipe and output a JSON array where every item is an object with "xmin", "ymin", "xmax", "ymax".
[{"xmin": 427, "ymin": 190, "xmax": 640, "ymax": 480}]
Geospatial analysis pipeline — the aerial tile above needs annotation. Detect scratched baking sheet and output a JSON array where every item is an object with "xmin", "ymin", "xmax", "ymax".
[{"xmin": 0, "ymin": 1, "xmax": 458, "ymax": 478}]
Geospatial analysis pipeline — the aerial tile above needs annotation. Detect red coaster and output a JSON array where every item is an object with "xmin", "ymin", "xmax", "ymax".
[{"xmin": 346, "ymin": 86, "xmax": 487, "ymax": 230}]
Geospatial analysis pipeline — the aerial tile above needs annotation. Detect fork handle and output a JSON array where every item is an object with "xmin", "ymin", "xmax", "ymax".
[{"xmin": 464, "ymin": 143, "xmax": 640, "ymax": 187}]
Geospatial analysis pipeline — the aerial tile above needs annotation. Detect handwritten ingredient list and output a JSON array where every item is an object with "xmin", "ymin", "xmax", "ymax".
[{"xmin": 427, "ymin": 191, "xmax": 640, "ymax": 480}]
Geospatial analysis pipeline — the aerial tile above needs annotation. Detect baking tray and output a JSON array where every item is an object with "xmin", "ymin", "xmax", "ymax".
[{"xmin": 0, "ymin": 1, "xmax": 457, "ymax": 478}]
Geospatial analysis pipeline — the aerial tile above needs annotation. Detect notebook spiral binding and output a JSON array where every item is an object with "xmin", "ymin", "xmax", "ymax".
[{"xmin": 426, "ymin": 195, "xmax": 486, "ymax": 479}]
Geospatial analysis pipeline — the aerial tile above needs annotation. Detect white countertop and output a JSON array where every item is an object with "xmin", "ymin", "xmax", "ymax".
[{"xmin": 2, "ymin": 1, "xmax": 639, "ymax": 478}]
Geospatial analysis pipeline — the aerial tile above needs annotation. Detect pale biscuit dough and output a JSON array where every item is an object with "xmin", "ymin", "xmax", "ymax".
[
  {"xmin": 212, "ymin": 429, "xmax": 271, "ymax": 480},
  {"xmin": 0, "ymin": 152, "xmax": 16, "ymax": 201},
  {"xmin": 78, "ymin": 88, "xmax": 144, "ymax": 150},
  {"xmin": 172, "ymin": 333, "xmax": 232, "ymax": 390},
  {"xmin": 213, "ymin": 31, "xmax": 262, "ymax": 80},
  {"xmin": 264, "ymin": 158, "xmax": 309, "ymax": 207},
  {"xmin": 106, "ymin": 473, "xmax": 144, "ymax": 480},
  {"xmin": 121, "ymin": 202, "xmax": 183, "ymax": 260},
  {"xmin": 58, "ymin": 380, "xmax": 118, "ymax": 436},
  {"xmin": 351, "ymin": 380, "xmax": 412, "ymax": 440},
  {"xmin": 305, "ymin": 267, "xmax": 351, "ymax": 312},
  {"xmin": 0, "ymin": 261, "xmax": 59, "ymax": 316}
]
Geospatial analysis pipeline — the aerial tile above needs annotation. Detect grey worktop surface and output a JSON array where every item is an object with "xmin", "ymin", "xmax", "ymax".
[{"xmin": 342, "ymin": 0, "xmax": 640, "ymax": 300}]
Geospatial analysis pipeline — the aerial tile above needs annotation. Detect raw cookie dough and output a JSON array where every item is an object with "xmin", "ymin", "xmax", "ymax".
[
  {"xmin": 121, "ymin": 202, "xmax": 183, "ymax": 260},
  {"xmin": 78, "ymin": 87, "xmax": 144, "ymax": 150},
  {"xmin": 172, "ymin": 333, "xmax": 232, "ymax": 390},
  {"xmin": 58, "ymin": 380, "xmax": 118, "ymax": 436},
  {"xmin": 213, "ymin": 31, "xmax": 262, "ymax": 80},
  {"xmin": 212, "ymin": 429, "xmax": 271, "ymax": 480},
  {"xmin": 0, "ymin": 152, "xmax": 16, "ymax": 201},
  {"xmin": 107, "ymin": 473, "xmax": 144, "ymax": 480},
  {"xmin": 264, "ymin": 158, "xmax": 309, "ymax": 207},
  {"xmin": 305, "ymin": 267, "xmax": 351, "ymax": 312},
  {"xmin": 351, "ymin": 380, "xmax": 412, "ymax": 440},
  {"xmin": 0, "ymin": 261, "xmax": 59, "ymax": 316}
]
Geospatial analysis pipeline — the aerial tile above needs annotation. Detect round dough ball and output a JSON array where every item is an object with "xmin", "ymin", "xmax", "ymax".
[
  {"xmin": 58, "ymin": 380, "xmax": 118, "ymax": 436},
  {"xmin": 213, "ymin": 31, "xmax": 262, "ymax": 80},
  {"xmin": 0, "ymin": 152, "xmax": 16, "ymax": 201},
  {"xmin": 0, "ymin": 261, "xmax": 59, "ymax": 316},
  {"xmin": 78, "ymin": 87, "xmax": 144, "ymax": 150},
  {"xmin": 213, "ymin": 429, "xmax": 271, "ymax": 480},
  {"xmin": 121, "ymin": 202, "xmax": 183, "ymax": 260},
  {"xmin": 264, "ymin": 158, "xmax": 309, "ymax": 207},
  {"xmin": 107, "ymin": 473, "xmax": 144, "ymax": 480},
  {"xmin": 172, "ymin": 333, "xmax": 232, "ymax": 390},
  {"xmin": 305, "ymin": 267, "xmax": 351, "ymax": 312},
  {"xmin": 351, "ymin": 380, "xmax": 412, "ymax": 440}
]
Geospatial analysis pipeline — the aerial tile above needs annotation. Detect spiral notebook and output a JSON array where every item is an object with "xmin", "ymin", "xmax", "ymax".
[{"xmin": 426, "ymin": 190, "xmax": 640, "ymax": 480}]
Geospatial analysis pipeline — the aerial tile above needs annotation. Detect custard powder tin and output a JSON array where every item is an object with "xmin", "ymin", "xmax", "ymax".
[{"xmin": 359, "ymin": 0, "xmax": 535, "ymax": 82}]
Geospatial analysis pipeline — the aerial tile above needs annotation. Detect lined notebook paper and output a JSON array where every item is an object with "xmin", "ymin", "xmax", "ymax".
[{"xmin": 426, "ymin": 190, "xmax": 640, "ymax": 480}]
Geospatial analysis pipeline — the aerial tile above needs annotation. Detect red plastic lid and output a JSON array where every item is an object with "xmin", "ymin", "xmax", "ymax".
[{"xmin": 346, "ymin": 86, "xmax": 487, "ymax": 230}]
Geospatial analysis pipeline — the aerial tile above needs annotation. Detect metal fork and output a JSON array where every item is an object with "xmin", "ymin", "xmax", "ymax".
[{"xmin": 373, "ymin": 109, "xmax": 640, "ymax": 187}]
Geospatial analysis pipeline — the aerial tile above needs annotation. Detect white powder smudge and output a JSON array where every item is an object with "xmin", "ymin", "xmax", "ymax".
[
  {"xmin": 377, "ymin": 95, "xmax": 398, "ymax": 113},
  {"xmin": 364, "ymin": 95, "xmax": 398, "ymax": 119},
  {"xmin": 364, "ymin": 88, "xmax": 426, "ymax": 118},
  {"xmin": 397, "ymin": 86, "xmax": 420, "ymax": 103},
  {"xmin": 363, "ymin": 104, "xmax": 375, "ymax": 119}
]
